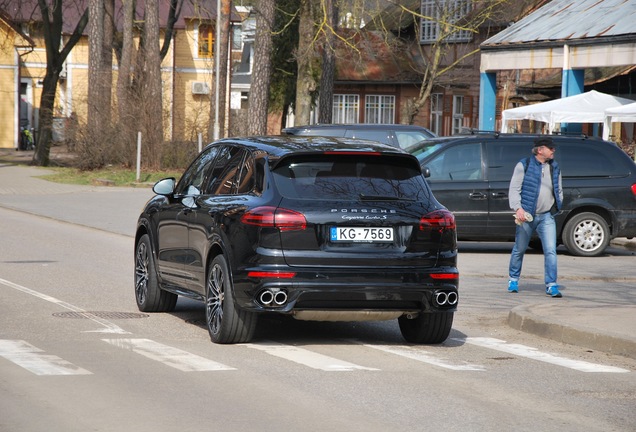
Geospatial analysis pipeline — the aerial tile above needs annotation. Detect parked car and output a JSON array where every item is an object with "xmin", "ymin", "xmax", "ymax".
[
  {"xmin": 281, "ymin": 123, "xmax": 436, "ymax": 150},
  {"xmin": 408, "ymin": 132, "xmax": 636, "ymax": 257},
  {"xmin": 135, "ymin": 136, "xmax": 458, "ymax": 344}
]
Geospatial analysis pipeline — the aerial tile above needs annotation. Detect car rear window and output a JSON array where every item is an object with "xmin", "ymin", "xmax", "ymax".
[{"xmin": 271, "ymin": 155, "xmax": 431, "ymax": 201}]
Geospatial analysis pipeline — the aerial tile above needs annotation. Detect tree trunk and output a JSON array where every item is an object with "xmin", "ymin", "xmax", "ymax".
[
  {"xmin": 142, "ymin": 0, "xmax": 163, "ymax": 169},
  {"xmin": 33, "ymin": 1, "xmax": 88, "ymax": 166},
  {"xmin": 116, "ymin": 0, "xmax": 135, "ymax": 127},
  {"xmin": 247, "ymin": 0, "xmax": 275, "ymax": 135},
  {"xmin": 294, "ymin": 0, "xmax": 316, "ymax": 126},
  {"xmin": 318, "ymin": 0, "xmax": 337, "ymax": 124},
  {"xmin": 88, "ymin": 0, "xmax": 104, "ymax": 145},
  {"xmin": 208, "ymin": 0, "xmax": 232, "ymax": 139}
]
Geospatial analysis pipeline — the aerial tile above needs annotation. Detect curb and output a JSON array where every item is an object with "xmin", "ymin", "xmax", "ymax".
[{"xmin": 508, "ymin": 305, "xmax": 636, "ymax": 360}]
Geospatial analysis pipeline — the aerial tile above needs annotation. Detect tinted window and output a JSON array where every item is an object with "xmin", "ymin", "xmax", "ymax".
[
  {"xmin": 175, "ymin": 145, "xmax": 220, "ymax": 195},
  {"xmin": 425, "ymin": 142, "xmax": 484, "ymax": 181},
  {"xmin": 345, "ymin": 130, "xmax": 391, "ymax": 144},
  {"xmin": 395, "ymin": 130, "xmax": 434, "ymax": 150},
  {"xmin": 206, "ymin": 147, "xmax": 248, "ymax": 195},
  {"xmin": 557, "ymin": 142, "xmax": 631, "ymax": 177},
  {"xmin": 236, "ymin": 151, "xmax": 255, "ymax": 194},
  {"xmin": 272, "ymin": 155, "xmax": 432, "ymax": 201},
  {"xmin": 486, "ymin": 141, "xmax": 531, "ymax": 182}
]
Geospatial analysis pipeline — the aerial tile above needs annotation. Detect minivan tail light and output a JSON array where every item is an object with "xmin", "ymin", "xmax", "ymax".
[
  {"xmin": 419, "ymin": 210, "xmax": 456, "ymax": 231},
  {"xmin": 241, "ymin": 206, "xmax": 307, "ymax": 231},
  {"xmin": 631, "ymin": 184, "xmax": 636, "ymax": 197}
]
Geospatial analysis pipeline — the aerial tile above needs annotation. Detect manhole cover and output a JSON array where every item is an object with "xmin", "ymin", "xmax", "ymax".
[{"xmin": 53, "ymin": 311, "xmax": 149, "ymax": 319}]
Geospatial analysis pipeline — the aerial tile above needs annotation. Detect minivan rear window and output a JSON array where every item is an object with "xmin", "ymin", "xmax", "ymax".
[{"xmin": 272, "ymin": 155, "xmax": 432, "ymax": 201}]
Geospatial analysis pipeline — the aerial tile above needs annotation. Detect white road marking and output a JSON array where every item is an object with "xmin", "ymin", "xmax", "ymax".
[
  {"xmin": 362, "ymin": 343, "xmax": 486, "ymax": 371},
  {"xmin": 246, "ymin": 342, "xmax": 379, "ymax": 371},
  {"xmin": 102, "ymin": 338, "xmax": 236, "ymax": 372},
  {"xmin": 0, "ymin": 340, "xmax": 92, "ymax": 376},
  {"xmin": 457, "ymin": 337, "xmax": 630, "ymax": 373},
  {"xmin": 0, "ymin": 277, "xmax": 129, "ymax": 334}
]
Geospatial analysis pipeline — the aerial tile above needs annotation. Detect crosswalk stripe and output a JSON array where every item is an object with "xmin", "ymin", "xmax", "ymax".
[
  {"xmin": 246, "ymin": 342, "xmax": 379, "ymax": 371},
  {"xmin": 0, "ymin": 340, "xmax": 92, "ymax": 376},
  {"xmin": 102, "ymin": 338, "xmax": 235, "ymax": 372},
  {"xmin": 362, "ymin": 343, "xmax": 486, "ymax": 371},
  {"xmin": 457, "ymin": 337, "xmax": 630, "ymax": 373}
]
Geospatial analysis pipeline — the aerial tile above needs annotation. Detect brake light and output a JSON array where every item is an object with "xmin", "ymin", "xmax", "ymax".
[
  {"xmin": 247, "ymin": 271, "xmax": 296, "ymax": 278},
  {"xmin": 631, "ymin": 184, "xmax": 636, "ymax": 197},
  {"xmin": 241, "ymin": 206, "xmax": 307, "ymax": 231},
  {"xmin": 430, "ymin": 273, "xmax": 459, "ymax": 280},
  {"xmin": 323, "ymin": 151, "xmax": 382, "ymax": 156},
  {"xmin": 419, "ymin": 209, "xmax": 456, "ymax": 231}
]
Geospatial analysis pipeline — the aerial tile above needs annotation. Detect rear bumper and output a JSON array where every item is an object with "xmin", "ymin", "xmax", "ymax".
[{"xmin": 232, "ymin": 266, "xmax": 459, "ymax": 317}]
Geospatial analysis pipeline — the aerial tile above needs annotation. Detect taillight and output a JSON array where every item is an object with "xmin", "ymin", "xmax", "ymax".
[
  {"xmin": 241, "ymin": 206, "xmax": 307, "ymax": 231},
  {"xmin": 631, "ymin": 184, "xmax": 636, "ymax": 197},
  {"xmin": 419, "ymin": 209, "xmax": 456, "ymax": 231},
  {"xmin": 430, "ymin": 273, "xmax": 459, "ymax": 281},
  {"xmin": 247, "ymin": 271, "xmax": 296, "ymax": 278}
]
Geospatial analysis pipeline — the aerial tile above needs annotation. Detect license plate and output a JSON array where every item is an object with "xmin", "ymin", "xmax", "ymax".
[{"xmin": 330, "ymin": 227, "xmax": 394, "ymax": 242}]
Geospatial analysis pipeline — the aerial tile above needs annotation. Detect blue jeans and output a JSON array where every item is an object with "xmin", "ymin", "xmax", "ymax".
[{"xmin": 508, "ymin": 212, "xmax": 558, "ymax": 287}]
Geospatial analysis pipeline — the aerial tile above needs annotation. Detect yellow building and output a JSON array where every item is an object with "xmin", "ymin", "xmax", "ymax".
[{"xmin": 0, "ymin": 2, "xmax": 241, "ymax": 150}]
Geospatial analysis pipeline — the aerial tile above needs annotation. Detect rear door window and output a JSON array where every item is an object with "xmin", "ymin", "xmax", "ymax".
[
  {"xmin": 557, "ymin": 142, "xmax": 630, "ymax": 177},
  {"xmin": 485, "ymin": 141, "xmax": 529, "ymax": 182}
]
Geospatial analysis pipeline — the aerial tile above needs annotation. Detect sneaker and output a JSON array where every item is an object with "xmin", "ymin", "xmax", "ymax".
[
  {"xmin": 546, "ymin": 285, "xmax": 562, "ymax": 298},
  {"xmin": 508, "ymin": 280, "xmax": 518, "ymax": 293}
]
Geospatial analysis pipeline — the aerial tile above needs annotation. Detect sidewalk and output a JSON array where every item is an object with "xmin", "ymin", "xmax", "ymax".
[{"xmin": 1, "ymin": 151, "xmax": 635, "ymax": 360}]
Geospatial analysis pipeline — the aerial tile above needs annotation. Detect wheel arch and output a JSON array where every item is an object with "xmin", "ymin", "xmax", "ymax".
[{"xmin": 559, "ymin": 204, "xmax": 616, "ymax": 239}]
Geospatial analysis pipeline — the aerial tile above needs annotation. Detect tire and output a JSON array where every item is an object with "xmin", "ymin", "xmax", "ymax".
[
  {"xmin": 206, "ymin": 255, "xmax": 257, "ymax": 344},
  {"xmin": 562, "ymin": 212, "xmax": 610, "ymax": 257},
  {"xmin": 134, "ymin": 234, "xmax": 177, "ymax": 312},
  {"xmin": 398, "ymin": 311, "xmax": 454, "ymax": 344}
]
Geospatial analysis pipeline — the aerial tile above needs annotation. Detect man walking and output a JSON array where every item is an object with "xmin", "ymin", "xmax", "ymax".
[{"xmin": 507, "ymin": 137, "xmax": 564, "ymax": 297}]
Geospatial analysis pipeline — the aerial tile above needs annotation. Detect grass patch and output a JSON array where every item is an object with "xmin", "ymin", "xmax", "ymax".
[{"xmin": 37, "ymin": 166, "xmax": 182, "ymax": 187}]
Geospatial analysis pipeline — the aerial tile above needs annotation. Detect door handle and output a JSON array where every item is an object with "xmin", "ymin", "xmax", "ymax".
[
  {"xmin": 469, "ymin": 192, "xmax": 487, "ymax": 200},
  {"xmin": 491, "ymin": 192, "xmax": 508, "ymax": 199}
]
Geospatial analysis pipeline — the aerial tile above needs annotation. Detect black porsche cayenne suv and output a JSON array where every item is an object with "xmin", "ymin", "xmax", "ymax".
[{"xmin": 135, "ymin": 136, "xmax": 458, "ymax": 344}]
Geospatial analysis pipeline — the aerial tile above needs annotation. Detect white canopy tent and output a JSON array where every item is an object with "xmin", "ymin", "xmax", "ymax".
[
  {"xmin": 501, "ymin": 90, "xmax": 636, "ymax": 134},
  {"xmin": 603, "ymin": 101, "xmax": 636, "ymax": 140}
]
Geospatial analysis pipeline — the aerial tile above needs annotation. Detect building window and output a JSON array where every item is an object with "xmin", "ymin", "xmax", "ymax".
[
  {"xmin": 198, "ymin": 24, "xmax": 215, "ymax": 58},
  {"xmin": 365, "ymin": 95, "xmax": 395, "ymax": 124},
  {"xmin": 333, "ymin": 94, "xmax": 360, "ymax": 124},
  {"xmin": 420, "ymin": 0, "xmax": 472, "ymax": 44},
  {"xmin": 232, "ymin": 24, "xmax": 242, "ymax": 51},
  {"xmin": 430, "ymin": 93, "xmax": 443, "ymax": 135},
  {"xmin": 452, "ymin": 95, "xmax": 464, "ymax": 134}
]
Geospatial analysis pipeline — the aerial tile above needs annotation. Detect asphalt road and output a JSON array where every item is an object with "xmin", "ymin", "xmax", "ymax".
[{"xmin": 1, "ymin": 205, "xmax": 635, "ymax": 432}]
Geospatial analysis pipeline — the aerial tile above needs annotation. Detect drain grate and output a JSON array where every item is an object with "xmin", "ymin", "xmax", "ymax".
[{"xmin": 53, "ymin": 311, "xmax": 150, "ymax": 319}]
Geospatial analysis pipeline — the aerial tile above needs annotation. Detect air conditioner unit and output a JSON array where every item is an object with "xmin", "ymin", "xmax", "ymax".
[{"xmin": 192, "ymin": 81, "xmax": 210, "ymax": 95}]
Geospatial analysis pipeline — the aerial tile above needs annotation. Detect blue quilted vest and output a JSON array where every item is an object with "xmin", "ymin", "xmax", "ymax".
[{"xmin": 520, "ymin": 157, "xmax": 562, "ymax": 216}]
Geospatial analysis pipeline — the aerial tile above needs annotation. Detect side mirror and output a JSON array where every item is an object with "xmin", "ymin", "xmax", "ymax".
[
  {"xmin": 422, "ymin": 166, "xmax": 431, "ymax": 178},
  {"xmin": 153, "ymin": 178, "xmax": 176, "ymax": 196}
]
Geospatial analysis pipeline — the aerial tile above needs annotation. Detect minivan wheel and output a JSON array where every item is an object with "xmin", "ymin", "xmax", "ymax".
[
  {"xmin": 562, "ymin": 212, "xmax": 610, "ymax": 257},
  {"xmin": 206, "ymin": 255, "xmax": 257, "ymax": 344},
  {"xmin": 398, "ymin": 312, "xmax": 453, "ymax": 344},
  {"xmin": 134, "ymin": 234, "xmax": 177, "ymax": 312}
]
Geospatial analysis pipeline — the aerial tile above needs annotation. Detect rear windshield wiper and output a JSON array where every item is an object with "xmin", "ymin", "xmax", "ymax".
[{"xmin": 359, "ymin": 194, "xmax": 401, "ymax": 201}]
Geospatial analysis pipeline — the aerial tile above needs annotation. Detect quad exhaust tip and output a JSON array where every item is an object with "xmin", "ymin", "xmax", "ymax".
[
  {"xmin": 258, "ymin": 289, "xmax": 288, "ymax": 307},
  {"xmin": 434, "ymin": 290, "xmax": 458, "ymax": 307}
]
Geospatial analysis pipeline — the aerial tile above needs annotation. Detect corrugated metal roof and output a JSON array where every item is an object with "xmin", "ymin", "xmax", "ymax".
[{"xmin": 482, "ymin": 0, "xmax": 636, "ymax": 47}]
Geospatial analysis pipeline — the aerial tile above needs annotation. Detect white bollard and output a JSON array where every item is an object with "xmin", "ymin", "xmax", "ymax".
[{"xmin": 136, "ymin": 131, "xmax": 142, "ymax": 182}]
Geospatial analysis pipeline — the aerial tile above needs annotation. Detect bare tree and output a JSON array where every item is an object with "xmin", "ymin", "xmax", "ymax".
[
  {"xmin": 247, "ymin": 0, "xmax": 276, "ymax": 135},
  {"xmin": 370, "ymin": 0, "xmax": 511, "ymax": 124},
  {"xmin": 141, "ymin": 0, "xmax": 163, "ymax": 168},
  {"xmin": 87, "ymin": 0, "xmax": 104, "ymax": 144},
  {"xmin": 317, "ymin": 0, "xmax": 337, "ymax": 123},
  {"xmin": 208, "ymin": 0, "xmax": 232, "ymax": 140},
  {"xmin": 32, "ymin": 0, "xmax": 88, "ymax": 166},
  {"xmin": 293, "ymin": 0, "xmax": 317, "ymax": 126}
]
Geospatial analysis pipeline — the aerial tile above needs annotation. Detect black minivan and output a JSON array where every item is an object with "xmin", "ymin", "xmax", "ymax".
[{"xmin": 408, "ymin": 133, "xmax": 636, "ymax": 256}]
